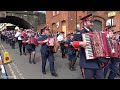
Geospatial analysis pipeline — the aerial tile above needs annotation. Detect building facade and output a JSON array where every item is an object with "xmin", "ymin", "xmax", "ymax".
[{"xmin": 46, "ymin": 11, "xmax": 120, "ymax": 36}]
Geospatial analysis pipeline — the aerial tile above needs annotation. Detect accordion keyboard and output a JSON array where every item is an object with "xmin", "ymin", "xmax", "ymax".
[{"xmin": 82, "ymin": 34, "xmax": 94, "ymax": 60}]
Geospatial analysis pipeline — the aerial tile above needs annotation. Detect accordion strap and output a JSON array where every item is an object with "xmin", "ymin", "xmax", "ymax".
[{"xmin": 102, "ymin": 58, "xmax": 111, "ymax": 69}]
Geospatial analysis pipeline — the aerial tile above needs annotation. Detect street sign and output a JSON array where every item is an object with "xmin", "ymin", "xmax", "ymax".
[{"xmin": 108, "ymin": 11, "xmax": 116, "ymax": 17}]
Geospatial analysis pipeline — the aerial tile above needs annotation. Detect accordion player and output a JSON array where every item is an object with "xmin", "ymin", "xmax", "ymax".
[
  {"xmin": 82, "ymin": 31, "xmax": 120, "ymax": 60},
  {"xmin": 110, "ymin": 38, "xmax": 120, "ymax": 58}
]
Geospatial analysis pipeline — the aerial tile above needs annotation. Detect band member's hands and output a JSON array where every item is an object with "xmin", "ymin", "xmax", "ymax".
[
  {"xmin": 44, "ymin": 39, "xmax": 49, "ymax": 43},
  {"xmin": 112, "ymin": 40, "xmax": 116, "ymax": 44},
  {"xmin": 79, "ymin": 41, "xmax": 87, "ymax": 48}
]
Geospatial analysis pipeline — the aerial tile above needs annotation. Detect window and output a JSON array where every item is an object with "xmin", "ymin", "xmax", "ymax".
[
  {"xmin": 52, "ymin": 11, "xmax": 59, "ymax": 16},
  {"xmin": 92, "ymin": 20, "xmax": 102, "ymax": 31},
  {"xmin": 53, "ymin": 11, "xmax": 55, "ymax": 16},
  {"xmin": 52, "ymin": 23, "xmax": 56, "ymax": 31},
  {"xmin": 56, "ymin": 11, "xmax": 59, "ymax": 14},
  {"xmin": 106, "ymin": 19, "xmax": 113, "ymax": 27}
]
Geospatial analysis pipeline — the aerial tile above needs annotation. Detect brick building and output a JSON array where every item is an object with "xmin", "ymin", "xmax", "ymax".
[{"xmin": 46, "ymin": 11, "xmax": 120, "ymax": 36}]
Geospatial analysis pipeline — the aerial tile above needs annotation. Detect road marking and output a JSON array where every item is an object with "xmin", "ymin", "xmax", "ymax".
[
  {"xmin": 7, "ymin": 64, "xmax": 17, "ymax": 79},
  {"xmin": 0, "ymin": 43, "xmax": 17, "ymax": 79},
  {"xmin": 0, "ymin": 43, "xmax": 6, "ymax": 52},
  {"xmin": 12, "ymin": 63, "xmax": 24, "ymax": 79},
  {"xmin": 1, "ymin": 43, "xmax": 25, "ymax": 79}
]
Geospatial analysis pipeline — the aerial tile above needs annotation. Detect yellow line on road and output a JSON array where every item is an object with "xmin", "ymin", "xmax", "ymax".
[
  {"xmin": 0, "ymin": 43, "xmax": 17, "ymax": 79},
  {"xmin": 8, "ymin": 64, "xmax": 17, "ymax": 79}
]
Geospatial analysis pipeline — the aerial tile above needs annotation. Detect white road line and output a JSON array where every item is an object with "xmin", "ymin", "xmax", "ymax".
[
  {"xmin": 0, "ymin": 47, "xmax": 17, "ymax": 79},
  {"xmin": 1, "ymin": 43, "xmax": 6, "ymax": 52},
  {"xmin": 12, "ymin": 63, "xmax": 25, "ymax": 79},
  {"xmin": 7, "ymin": 64, "xmax": 17, "ymax": 79},
  {"xmin": 1, "ymin": 44, "xmax": 17, "ymax": 79}
]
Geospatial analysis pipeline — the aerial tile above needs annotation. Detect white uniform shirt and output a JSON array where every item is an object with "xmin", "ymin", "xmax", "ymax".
[
  {"xmin": 15, "ymin": 32, "xmax": 22, "ymax": 40},
  {"xmin": 57, "ymin": 34, "xmax": 64, "ymax": 42},
  {"xmin": 84, "ymin": 27, "xmax": 90, "ymax": 32}
]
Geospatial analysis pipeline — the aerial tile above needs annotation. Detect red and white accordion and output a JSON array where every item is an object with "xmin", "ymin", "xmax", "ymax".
[
  {"xmin": 111, "ymin": 41, "xmax": 120, "ymax": 58},
  {"xmin": 28, "ymin": 37, "xmax": 38, "ymax": 46},
  {"xmin": 21, "ymin": 31, "xmax": 28, "ymax": 37},
  {"xmin": 82, "ymin": 31, "xmax": 119, "ymax": 60},
  {"xmin": 47, "ymin": 38, "xmax": 55, "ymax": 46}
]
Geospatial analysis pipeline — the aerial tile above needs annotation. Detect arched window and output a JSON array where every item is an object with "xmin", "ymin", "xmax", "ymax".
[{"xmin": 92, "ymin": 20, "xmax": 102, "ymax": 31}]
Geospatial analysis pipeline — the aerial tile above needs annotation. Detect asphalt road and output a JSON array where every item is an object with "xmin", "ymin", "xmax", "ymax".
[{"xmin": 0, "ymin": 41, "xmax": 83, "ymax": 79}]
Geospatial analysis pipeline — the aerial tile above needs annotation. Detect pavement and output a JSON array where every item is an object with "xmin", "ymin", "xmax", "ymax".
[{"xmin": 0, "ymin": 41, "xmax": 83, "ymax": 79}]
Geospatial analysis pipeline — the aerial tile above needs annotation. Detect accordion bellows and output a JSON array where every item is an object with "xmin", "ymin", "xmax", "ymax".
[{"xmin": 28, "ymin": 37, "xmax": 38, "ymax": 46}]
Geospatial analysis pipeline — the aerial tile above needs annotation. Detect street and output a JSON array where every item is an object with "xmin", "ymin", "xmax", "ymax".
[{"xmin": 0, "ymin": 41, "xmax": 83, "ymax": 79}]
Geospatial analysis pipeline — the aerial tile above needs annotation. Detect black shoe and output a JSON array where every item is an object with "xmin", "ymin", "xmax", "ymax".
[
  {"xmin": 29, "ymin": 60, "xmax": 32, "ymax": 64},
  {"xmin": 51, "ymin": 72, "xmax": 58, "ymax": 77},
  {"xmin": 33, "ymin": 60, "xmax": 36, "ymax": 64},
  {"xmin": 42, "ymin": 71, "xmax": 46, "ymax": 74},
  {"xmin": 20, "ymin": 53, "xmax": 22, "ymax": 56},
  {"xmin": 72, "ymin": 67, "xmax": 76, "ymax": 71},
  {"xmin": 69, "ymin": 67, "xmax": 74, "ymax": 71},
  {"xmin": 23, "ymin": 53, "xmax": 27, "ymax": 55}
]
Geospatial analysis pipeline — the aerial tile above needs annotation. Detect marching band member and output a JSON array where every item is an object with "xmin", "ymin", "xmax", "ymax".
[
  {"xmin": 104, "ymin": 30, "xmax": 120, "ymax": 79},
  {"xmin": 6, "ymin": 30, "xmax": 10, "ymax": 44},
  {"xmin": 1, "ymin": 29, "xmax": 5, "ymax": 41},
  {"xmin": 11, "ymin": 30, "xmax": 16, "ymax": 49},
  {"xmin": 116, "ymin": 31, "xmax": 120, "ymax": 75},
  {"xmin": 15, "ymin": 28, "xmax": 23, "ymax": 55},
  {"xmin": 4, "ymin": 30, "xmax": 7, "ymax": 43},
  {"xmin": 38, "ymin": 27, "xmax": 58, "ymax": 77},
  {"xmin": 21, "ymin": 29, "xmax": 28, "ymax": 55},
  {"xmin": 66, "ymin": 33, "xmax": 77, "ymax": 71},
  {"xmin": 72, "ymin": 14, "xmax": 104, "ymax": 79},
  {"xmin": 57, "ymin": 31, "xmax": 66, "ymax": 58},
  {"xmin": 25, "ymin": 31, "xmax": 38, "ymax": 64},
  {"xmin": 9, "ymin": 30, "xmax": 13, "ymax": 46}
]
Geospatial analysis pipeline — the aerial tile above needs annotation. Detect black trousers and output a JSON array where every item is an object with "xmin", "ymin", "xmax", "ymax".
[
  {"xmin": 41, "ymin": 52, "xmax": 55, "ymax": 73},
  {"xmin": 2, "ymin": 36, "xmax": 5, "ymax": 41},
  {"xmin": 60, "ymin": 43, "xmax": 66, "ymax": 58},
  {"xmin": 18, "ymin": 40, "xmax": 22, "ymax": 54},
  {"xmin": 81, "ymin": 68, "xmax": 104, "ymax": 79},
  {"xmin": 22, "ymin": 43, "xmax": 26, "ymax": 53},
  {"xmin": 18, "ymin": 40, "xmax": 26, "ymax": 54},
  {"xmin": 11, "ymin": 40, "xmax": 15, "ymax": 49}
]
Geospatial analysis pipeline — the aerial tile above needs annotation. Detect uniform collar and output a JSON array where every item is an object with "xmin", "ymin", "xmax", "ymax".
[{"xmin": 84, "ymin": 27, "xmax": 90, "ymax": 32}]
